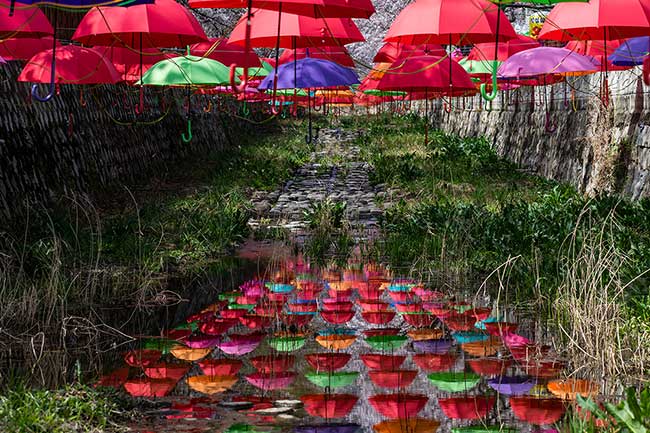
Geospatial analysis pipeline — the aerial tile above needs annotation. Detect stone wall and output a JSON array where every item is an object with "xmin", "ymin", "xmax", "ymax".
[
  {"xmin": 428, "ymin": 69, "xmax": 650, "ymax": 199},
  {"xmin": 0, "ymin": 61, "xmax": 247, "ymax": 220}
]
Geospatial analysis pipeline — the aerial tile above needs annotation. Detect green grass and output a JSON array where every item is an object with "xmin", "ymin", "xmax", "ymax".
[{"xmin": 0, "ymin": 382, "xmax": 131, "ymax": 433}]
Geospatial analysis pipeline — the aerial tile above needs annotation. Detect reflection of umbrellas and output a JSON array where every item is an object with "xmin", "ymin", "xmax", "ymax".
[
  {"xmin": 188, "ymin": 0, "xmax": 374, "ymax": 18},
  {"xmin": 279, "ymin": 46, "xmax": 355, "ymax": 67},
  {"xmin": 610, "ymin": 36, "xmax": 650, "ymax": 65},
  {"xmin": 18, "ymin": 45, "xmax": 121, "ymax": 84},
  {"xmin": 0, "ymin": 37, "xmax": 59, "ymax": 61}
]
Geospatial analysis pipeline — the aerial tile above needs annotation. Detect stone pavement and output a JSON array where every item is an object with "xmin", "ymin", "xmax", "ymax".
[{"xmin": 248, "ymin": 128, "xmax": 398, "ymax": 244}]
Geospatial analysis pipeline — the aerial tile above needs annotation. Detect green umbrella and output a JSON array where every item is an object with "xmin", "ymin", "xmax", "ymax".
[
  {"xmin": 305, "ymin": 371, "xmax": 359, "ymax": 388},
  {"xmin": 137, "ymin": 54, "xmax": 236, "ymax": 142},
  {"xmin": 266, "ymin": 88, "xmax": 309, "ymax": 97},
  {"xmin": 143, "ymin": 338, "xmax": 177, "ymax": 354},
  {"xmin": 268, "ymin": 336, "xmax": 306, "ymax": 352},
  {"xmin": 427, "ymin": 372, "xmax": 481, "ymax": 393},
  {"xmin": 365, "ymin": 335, "xmax": 408, "ymax": 351},
  {"xmin": 452, "ymin": 427, "xmax": 518, "ymax": 433},
  {"xmin": 226, "ymin": 424, "xmax": 269, "ymax": 433},
  {"xmin": 363, "ymin": 89, "xmax": 406, "ymax": 97},
  {"xmin": 459, "ymin": 58, "xmax": 501, "ymax": 80},
  {"xmin": 174, "ymin": 321, "xmax": 199, "ymax": 332}
]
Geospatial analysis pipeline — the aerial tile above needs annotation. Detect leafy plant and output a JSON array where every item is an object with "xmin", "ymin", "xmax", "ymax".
[{"xmin": 577, "ymin": 387, "xmax": 650, "ymax": 433}]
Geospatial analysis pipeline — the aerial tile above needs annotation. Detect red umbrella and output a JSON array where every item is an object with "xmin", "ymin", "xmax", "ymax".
[
  {"xmin": 228, "ymin": 10, "xmax": 365, "ymax": 49},
  {"xmin": 439, "ymin": 396, "xmax": 495, "ymax": 420},
  {"xmin": 245, "ymin": 372, "xmax": 296, "ymax": 390},
  {"xmin": 279, "ymin": 46, "xmax": 355, "ymax": 67},
  {"xmin": 304, "ymin": 352, "xmax": 352, "ymax": 371},
  {"xmin": 72, "ymin": 0, "xmax": 207, "ymax": 47},
  {"xmin": 198, "ymin": 317, "xmax": 237, "ymax": 336},
  {"xmin": 509, "ymin": 396, "xmax": 566, "ymax": 425},
  {"xmin": 0, "ymin": 0, "xmax": 53, "ymax": 39},
  {"xmin": 374, "ymin": 43, "xmax": 445, "ymax": 63},
  {"xmin": 239, "ymin": 314, "xmax": 273, "ymax": 329},
  {"xmin": 565, "ymin": 39, "xmax": 630, "ymax": 71},
  {"xmin": 362, "ymin": 311, "xmax": 396, "ymax": 325},
  {"xmin": 368, "ymin": 370, "xmax": 418, "ymax": 389},
  {"xmin": 401, "ymin": 313, "xmax": 434, "ymax": 328},
  {"xmin": 467, "ymin": 357, "xmax": 512, "ymax": 376},
  {"xmin": 358, "ymin": 299, "xmax": 391, "ymax": 312},
  {"xmin": 467, "ymin": 34, "xmax": 539, "ymax": 62},
  {"xmin": 124, "ymin": 378, "xmax": 177, "ymax": 397},
  {"xmin": 321, "ymin": 309, "xmax": 355, "ymax": 324},
  {"xmin": 411, "ymin": 353, "xmax": 456, "ymax": 372},
  {"xmin": 96, "ymin": 367, "xmax": 129, "ymax": 389},
  {"xmin": 363, "ymin": 328, "xmax": 401, "ymax": 338},
  {"xmin": 188, "ymin": 0, "xmax": 375, "ymax": 18},
  {"xmin": 143, "ymin": 363, "xmax": 190, "ymax": 381},
  {"xmin": 0, "ymin": 37, "xmax": 59, "ymax": 61},
  {"xmin": 321, "ymin": 300, "xmax": 354, "ymax": 311},
  {"xmin": 369, "ymin": 394, "xmax": 428, "ymax": 419},
  {"xmin": 301, "ymin": 394, "xmax": 359, "ymax": 418},
  {"xmin": 384, "ymin": 0, "xmax": 516, "ymax": 46},
  {"xmin": 190, "ymin": 37, "xmax": 261, "ymax": 68},
  {"xmin": 361, "ymin": 354, "xmax": 407, "ymax": 370}
]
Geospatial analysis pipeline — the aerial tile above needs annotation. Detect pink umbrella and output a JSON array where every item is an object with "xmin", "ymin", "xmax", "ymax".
[
  {"xmin": 498, "ymin": 47, "xmax": 598, "ymax": 78},
  {"xmin": 245, "ymin": 372, "xmax": 296, "ymax": 390}
]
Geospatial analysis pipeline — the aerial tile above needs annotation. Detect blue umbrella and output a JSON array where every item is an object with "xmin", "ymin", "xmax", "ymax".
[
  {"xmin": 258, "ymin": 57, "xmax": 359, "ymax": 143},
  {"xmin": 609, "ymin": 36, "xmax": 650, "ymax": 66}
]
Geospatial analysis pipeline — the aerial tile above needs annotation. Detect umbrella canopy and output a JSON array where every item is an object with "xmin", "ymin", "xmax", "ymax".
[
  {"xmin": 228, "ymin": 10, "xmax": 365, "ymax": 49},
  {"xmin": 301, "ymin": 394, "xmax": 358, "ymax": 418},
  {"xmin": 72, "ymin": 0, "xmax": 207, "ymax": 48},
  {"xmin": 538, "ymin": 0, "xmax": 650, "ymax": 41},
  {"xmin": 0, "ymin": 0, "xmax": 53, "ymax": 39},
  {"xmin": 373, "ymin": 419, "xmax": 440, "ymax": 433},
  {"xmin": 368, "ymin": 394, "xmax": 428, "ymax": 419},
  {"xmin": 11, "ymin": 0, "xmax": 152, "ymax": 8},
  {"xmin": 279, "ymin": 46, "xmax": 355, "ymax": 68},
  {"xmin": 565, "ymin": 39, "xmax": 629, "ymax": 70},
  {"xmin": 191, "ymin": 37, "xmax": 261, "ymax": 68},
  {"xmin": 137, "ymin": 55, "xmax": 233, "ymax": 86},
  {"xmin": 610, "ymin": 36, "xmax": 650, "ymax": 65},
  {"xmin": 258, "ymin": 57, "xmax": 358, "ymax": 90},
  {"xmin": 427, "ymin": 372, "xmax": 481, "ymax": 393},
  {"xmin": 19, "ymin": 45, "xmax": 121, "ymax": 84},
  {"xmin": 95, "ymin": 44, "xmax": 171, "ymax": 82},
  {"xmin": 375, "ymin": 56, "xmax": 476, "ymax": 96},
  {"xmin": 467, "ymin": 34, "xmax": 539, "ymax": 62},
  {"xmin": 384, "ymin": 0, "xmax": 517, "ymax": 46},
  {"xmin": 373, "ymin": 42, "xmax": 445, "ymax": 63},
  {"xmin": 188, "ymin": 0, "xmax": 375, "ymax": 18},
  {"xmin": 498, "ymin": 47, "xmax": 598, "ymax": 78},
  {"xmin": 0, "ymin": 37, "xmax": 59, "ymax": 61}
]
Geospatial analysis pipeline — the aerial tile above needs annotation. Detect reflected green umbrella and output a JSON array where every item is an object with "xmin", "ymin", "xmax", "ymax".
[
  {"xmin": 143, "ymin": 338, "xmax": 177, "ymax": 354},
  {"xmin": 137, "ymin": 54, "xmax": 236, "ymax": 142},
  {"xmin": 427, "ymin": 372, "xmax": 481, "ymax": 393},
  {"xmin": 305, "ymin": 371, "xmax": 359, "ymax": 388},
  {"xmin": 452, "ymin": 426, "xmax": 518, "ymax": 433},
  {"xmin": 365, "ymin": 335, "xmax": 408, "ymax": 351},
  {"xmin": 228, "ymin": 303, "xmax": 256, "ymax": 311},
  {"xmin": 219, "ymin": 291, "xmax": 241, "ymax": 302},
  {"xmin": 268, "ymin": 336, "xmax": 306, "ymax": 352}
]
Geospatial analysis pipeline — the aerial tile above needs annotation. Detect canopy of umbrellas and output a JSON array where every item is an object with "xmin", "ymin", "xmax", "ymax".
[
  {"xmin": 97, "ymin": 259, "xmax": 601, "ymax": 433},
  {"xmin": 2, "ymin": 0, "xmax": 650, "ymax": 129}
]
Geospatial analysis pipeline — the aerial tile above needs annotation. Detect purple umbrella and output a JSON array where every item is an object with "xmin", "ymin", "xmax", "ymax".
[
  {"xmin": 498, "ymin": 47, "xmax": 598, "ymax": 79},
  {"xmin": 294, "ymin": 424, "xmax": 360, "ymax": 433},
  {"xmin": 413, "ymin": 338, "xmax": 453, "ymax": 354},
  {"xmin": 258, "ymin": 57, "xmax": 359, "ymax": 90},
  {"xmin": 488, "ymin": 376, "xmax": 536, "ymax": 395},
  {"xmin": 610, "ymin": 37, "xmax": 650, "ymax": 66}
]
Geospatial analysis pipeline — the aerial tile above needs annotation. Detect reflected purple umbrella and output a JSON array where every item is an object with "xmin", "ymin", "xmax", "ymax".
[
  {"xmin": 184, "ymin": 334, "xmax": 222, "ymax": 349},
  {"xmin": 488, "ymin": 376, "xmax": 536, "ymax": 395},
  {"xmin": 413, "ymin": 338, "xmax": 453, "ymax": 354},
  {"xmin": 295, "ymin": 424, "xmax": 360, "ymax": 433}
]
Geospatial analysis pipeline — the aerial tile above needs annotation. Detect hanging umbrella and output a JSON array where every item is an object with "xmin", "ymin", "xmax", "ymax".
[
  {"xmin": 408, "ymin": 328, "xmax": 443, "ymax": 341},
  {"xmin": 198, "ymin": 359, "xmax": 244, "ymax": 376},
  {"xmin": 19, "ymin": 44, "xmax": 121, "ymax": 84},
  {"xmin": 468, "ymin": 34, "xmax": 539, "ymax": 62},
  {"xmin": 565, "ymin": 39, "xmax": 629, "ymax": 71},
  {"xmin": 373, "ymin": 42, "xmax": 445, "ymax": 63},
  {"xmin": 94, "ymin": 45, "xmax": 172, "ymax": 83},
  {"xmin": 362, "ymin": 311, "xmax": 396, "ymax": 325},
  {"xmin": 268, "ymin": 334, "xmax": 306, "ymax": 351},
  {"xmin": 368, "ymin": 370, "xmax": 418, "ymax": 389},
  {"xmin": 498, "ymin": 47, "xmax": 599, "ymax": 77},
  {"xmin": 187, "ymin": 374, "xmax": 239, "ymax": 394},
  {"xmin": 368, "ymin": 394, "xmax": 428, "ymax": 419},
  {"xmin": 467, "ymin": 357, "xmax": 512, "ymax": 376},
  {"xmin": 365, "ymin": 335, "xmax": 408, "ymax": 351},
  {"xmin": 305, "ymin": 371, "xmax": 359, "ymax": 388},
  {"xmin": 123, "ymin": 349, "xmax": 161, "ymax": 367},
  {"xmin": 124, "ymin": 378, "xmax": 176, "ymax": 397},
  {"xmin": 609, "ymin": 36, "xmax": 650, "ymax": 65},
  {"xmin": 412, "ymin": 338, "xmax": 453, "ymax": 354},
  {"xmin": 451, "ymin": 427, "xmax": 516, "ymax": 433},
  {"xmin": 191, "ymin": 37, "xmax": 261, "ymax": 68},
  {"xmin": 509, "ymin": 396, "xmax": 566, "ymax": 425},
  {"xmin": 137, "ymin": 54, "xmax": 234, "ymax": 141},
  {"xmin": 360, "ymin": 354, "xmax": 407, "ymax": 371},
  {"xmin": 487, "ymin": 376, "xmax": 535, "ymax": 395},
  {"xmin": 0, "ymin": 37, "xmax": 57, "ymax": 61},
  {"xmin": 547, "ymin": 379, "xmax": 599, "ymax": 401},
  {"xmin": 301, "ymin": 394, "xmax": 358, "ymax": 418},
  {"xmin": 188, "ymin": 0, "xmax": 374, "ymax": 18},
  {"xmin": 249, "ymin": 355, "xmax": 295, "ymax": 372},
  {"xmin": 279, "ymin": 46, "xmax": 355, "ymax": 67},
  {"xmin": 170, "ymin": 345, "xmax": 211, "ymax": 361},
  {"xmin": 245, "ymin": 372, "xmax": 296, "ymax": 390},
  {"xmin": 143, "ymin": 363, "xmax": 189, "ymax": 381},
  {"xmin": 11, "ymin": 0, "xmax": 152, "ymax": 9}
]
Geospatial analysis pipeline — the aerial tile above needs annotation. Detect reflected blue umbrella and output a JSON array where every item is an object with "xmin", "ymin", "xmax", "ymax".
[{"xmin": 609, "ymin": 36, "xmax": 650, "ymax": 66}]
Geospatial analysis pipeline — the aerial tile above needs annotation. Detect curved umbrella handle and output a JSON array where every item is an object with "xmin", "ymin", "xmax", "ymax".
[
  {"xmin": 135, "ymin": 86, "xmax": 145, "ymax": 114},
  {"xmin": 181, "ymin": 118, "xmax": 192, "ymax": 143},
  {"xmin": 230, "ymin": 63, "xmax": 248, "ymax": 94},
  {"xmin": 644, "ymin": 57, "xmax": 650, "ymax": 86},
  {"xmin": 203, "ymin": 99, "xmax": 212, "ymax": 113},
  {"xmin": 32, "ymin": 44, "xmax": 57, "ymax": 102},
  {"xmin": 241, "ymin": 101, "xmax": 250, "ymax": 117},
  {"xmin": 545, "ymin": 112, "xmax": 557, "ymax": 134},
  {"xmin": 480, "ymin": 65, "xmax": 499, "ymax": 101}
]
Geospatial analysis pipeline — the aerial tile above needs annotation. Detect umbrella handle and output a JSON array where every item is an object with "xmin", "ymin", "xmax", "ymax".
[
  {"xmin": 135, "ymin": 86, "xmax": 145, "ymax": 114},
  {"xmin": 600, "ymin": 77, "xmax": 610, "ymax": 108},
  {"xmin": 203, "ymin": 99, "xmax": 212, "ymax": 113},
  {"xmin": 270, "ymin": 97, "xmax": 282, "ymax": 115},
  {"xmin": 545, "ymin": 112, "xmax": 557, "ymax": 134},
  {"xmin": 181, "ymin": 118, "xmax": 192, "ymax": 143},
  {"xmin": 79, "ymin": 88, "xmax": 87, "ymax": 107},
  {"xmin": 230, "ymin": 64, "xmax": 248, "ymax": 94},
  {"xmin": 480, "ymin": 65, "xmax": 499, "ymax": 101},
  {"xmin": 230, "ymin": 0, "xmax": 253, "ymax": 94},
  {"xmin": 571, "ymin": 89, "xmax": 577, "ymax": 112},
  {"xmin": 32, "ymin": 43, "xmax": 57, "ymax": 102}
]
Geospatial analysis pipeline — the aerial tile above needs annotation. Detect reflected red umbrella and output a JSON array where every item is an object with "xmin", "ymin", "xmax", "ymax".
[
  {"xmin": 198, "ymin": 358, "xmax": 243, "ymax": 376},
  {"xmin": 188, "ymin": 0, "xmax": 375, "ymax": 18},
  {"xmin": 359, "ymin": 299, "xmax": 391, "ymax": 312},
  {"xmin": 72, "ymin": 0, "xmax": 207, "ymax": 47},
  {"xmin": 191, "ymin": 37, "xmax": 261, "ymax": 68},
  {"xmin": 123, "ymin": 349, "xmax": 161, "ymax": 368},
  {"xmin": 288, "ymin": 303, "xmax": 319, "ymax": 313},
  {"xmin": 0, "ymin": 0, "xmax": 53, "ymax": 39},
  {"xmin": 412, "ymin": 353, "xmax": 456, "ymax": 372},
  {"xmin": 321, "ymin": 309, "xmax": 355, "ymax": 324},
  {"xmin": 467, "ymin": 357, "xmax": 512, "ymax": 376},
  {"xmin": 362, "ymin": 311, "xmax": 396, "ymax": 325},
  {"xmin": 239, "ymin": 314, "xmax": 273, "ymax": 330},
  {"xmin": 384, "ymin": 0, "xmax": 516, "ymax": 46},
  {"xmin": 374, "ymin": 42, "xmax": 445, "ymax": 63},
  {"xmin": 322, "ymin": 300, "xmax": 354, "ymax": 311},
  {"xmin": 305, "ymin": 352, "xmax": 352, "ymax": 371},
  {"xmin": 442, "ymin": 312, "xmax": 477, "ymax": 331},
  {"xmin": 510, "ymin": 396, "xmax": 566, "ymax": 425},
  {"xmin": 439, "ymin": 396, "xmax": 495, "ymax": 420},
  {"xmin": 301, "ymin": 394, "xmax": 358, "ymax": 418},
  {"xmin": 363, "ymin": 328, "xmax": 401, "ymax": 338},
  {"xmin": 369, "ymin": 370, "xmax": 418, "ymax": 389},
  {"xmin": 124, "ymin": 378, "xmax": 176, "ymax": 397},
  {"xmin": 0, "ymin": 37, "xmax": 59, "ymax": 61},
  {"xmin": 401, "ymin": 313, "xmax": 434, "ymax": 328},
  {"xmin": 394, "ymin": 303, "xmax": 423, "ymax": 313},
  {"xmin": 143, "ymin": 363, "xmax": 190, "ymax": 381},
  {"xmin": 369, "ymin": 394, "xmax": 428, "ymax": 419},
  {"xmin": 360, "ymin": 354, "xmax": 407, "ymax": 370},
  {"xmin": 96, "ymin": 367, "xmax": 129, "ymax": 389},
  {"xmin": 95, "ymin": 45, "xmax": 173, "ymax": 83},
  {"xmin": 250, "ymin": 355, "xmax": 295, "ymax": 373},
  {"xmin": 19, "ymin": 45, "xmax": 121, "ymax": 85},
  {"xmin": 228, "ymin": 10, "xmax": 365, "ymax": 49},
  {"xmin": 279, "ymin": 46, "xmax": 355, "ymax": 67},
  {"xmin": 198, "ymin": 318, "xmax": 237, "ymax": 336},
  {"xmin": 483, "ymin": 321, "xmax": 518, "ymax": 336}
]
